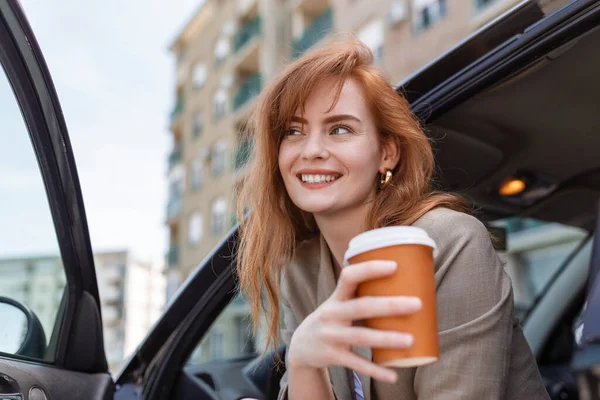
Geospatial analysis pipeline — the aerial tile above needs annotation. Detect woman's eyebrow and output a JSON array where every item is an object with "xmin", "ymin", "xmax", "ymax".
[
  {"xmin": 290, "ymin": 114, "xmax": 362, "ymax": 125},
  {"xmin": 290, "ymin": 115, "xmax": 308, "ymax": 124},
  {"xmin": 323, "ymin": 114, "xmax": 361, "ymax": 124}
]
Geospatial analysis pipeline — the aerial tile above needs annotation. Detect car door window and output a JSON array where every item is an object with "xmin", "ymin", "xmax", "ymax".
[
  {"xmin": 493, "ymin": 217, "xmax": 587, "ymax": 321},
  {"xmin": 187, "ymin": 290, "xmax": 262, "ymax": 364},
  {"xmin": 0, "ymin": 61, "xmax": 66, "ymax": 361}
]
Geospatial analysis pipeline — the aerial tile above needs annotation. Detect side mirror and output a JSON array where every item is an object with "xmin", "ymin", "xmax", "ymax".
[{"xmin": 0, "ymin": 296, "xmax": 46, "ymax": 358}]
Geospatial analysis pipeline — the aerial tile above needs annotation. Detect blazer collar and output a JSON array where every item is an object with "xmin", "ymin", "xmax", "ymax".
[{"xmin": 317, "ymin": 235, "xmax": 373, "ymax": 400}]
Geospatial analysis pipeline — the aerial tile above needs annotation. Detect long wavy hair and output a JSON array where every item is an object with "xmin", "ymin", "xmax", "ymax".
[{"xmin": 236, "ymin": 39, "xmax": 470, "ymax": 356}]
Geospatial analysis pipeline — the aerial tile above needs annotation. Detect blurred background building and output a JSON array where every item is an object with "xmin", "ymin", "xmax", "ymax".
[
  {"xmin": 0, "ymin": 250, "xmax": 165, "ymax": 373},
  {"xmin": 164, "ymin": 0, "xmax": 532, "ymax": 365}
]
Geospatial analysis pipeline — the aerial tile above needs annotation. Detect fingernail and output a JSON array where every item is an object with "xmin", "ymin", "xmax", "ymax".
[
  {"xmin": 387, "ymin": 371, "xmax": 398, "ymax": 383},
  {"xmin": 382, "ymin": 261, "xmax": 397, "ymax": 268},
  {"xmin": 408, "ymin": 297, "xmax": 422, "ymax": 309},
  {"xmin": 402, "ymin": 334, "xmax": 414, "ymax": 346}
]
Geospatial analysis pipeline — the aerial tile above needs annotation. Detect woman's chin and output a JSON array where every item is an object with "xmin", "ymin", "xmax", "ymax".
[{"xmin": 294, "ymin": 201, "xmax": 337, "ymax": 216}]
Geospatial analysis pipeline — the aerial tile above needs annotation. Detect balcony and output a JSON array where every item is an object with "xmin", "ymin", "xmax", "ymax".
[
  {"xmin": 234, "ymin": 16, "xmax": 261, "ymax": 54},
  {"xmin": 291, "ymin": 0, "xmax": 329, "ymax": 16},
  {"xmin": 167, "ymin": 194, "xmax": 182, "ymax": 221},
  {"xmin": 103, "ymin": 265, "xmax": 124, "ymax": 284},
  {"xmin": 414, "ymin": 1, "xmax": 447, "ymax": 33},
  {"xmin": 168, "ymin": 147, "xmax": 182, "ymax": 170},
  {"xmin": 167, "ymin": 246, "xmax": 179, "ymax": 268},
  {"xmin": 102, "ymin": 285, "xmax": 122, "ymax": 303},
  {"xmin": 170, "ymin": 94, "xmax": 184, "ymax": 126},
  {"xmin": 175, "ymin": 61, "xmax": 189, "ymax": 89},
  {"xmin": 474, "ymin": 0, "xmax": 499, "ymax": 11},
  {"xmin": 234, "ymin": 137, "xmax": 253, "ymax": 171},
  {"xmin": 102, "ymin": 306, "xmax": 120, "ymax": 323},
  {"xmin": 293, "ymin": 8, "xmax": 333, "ymax": 58},
  {"xmin": 237, "ymin": 0, "xmax": 258, "ymax": 18},
  {"xmin": 232, "ymin": 17, "xmax": 261, "ymax": 75},
  {"xmin": 233, "ymin": 74, "xmax": 262, "ymax": 112}
]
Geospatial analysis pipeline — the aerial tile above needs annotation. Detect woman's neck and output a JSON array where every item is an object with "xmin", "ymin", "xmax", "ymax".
[{"xmin": 314, "ymin": 204, "xmax": 370, "ymax": 277}]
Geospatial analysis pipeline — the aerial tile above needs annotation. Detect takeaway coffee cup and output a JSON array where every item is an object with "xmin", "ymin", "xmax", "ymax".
[{"xmin": 344, "ymin": 226, "xmax": 439, "ymax": 368}]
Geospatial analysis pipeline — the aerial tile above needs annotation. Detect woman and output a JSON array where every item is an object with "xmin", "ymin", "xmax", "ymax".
[{"xmin": 236, "ymin": 40, "xmax": 548, "ymax": 399}]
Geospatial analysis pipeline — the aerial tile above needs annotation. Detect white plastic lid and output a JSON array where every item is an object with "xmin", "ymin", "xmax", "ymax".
[{"xmin": 344, "ymin": 226, "xmax": 438, "ymax": 263}]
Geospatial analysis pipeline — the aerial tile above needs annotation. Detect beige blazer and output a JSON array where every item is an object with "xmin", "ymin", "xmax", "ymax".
[{"xmin": 278, "ymin": 207, "xmax": 550, "ymax": 400}]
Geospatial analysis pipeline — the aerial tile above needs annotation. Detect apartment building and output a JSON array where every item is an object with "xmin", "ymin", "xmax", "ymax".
[
  {"xmin": 0, "ymin": 250, "xmax": 166, "ymax": 373},
  {"xmin": 96, "ymin": 252, "xmax": 166, "ymax": 372},
  {"xmin": 166, "ymin": 0, "xmax": 293, "ymax": 295},
  {"xmin": 166, "ymin": 0, "xmax": 533, "ymax": 362}
]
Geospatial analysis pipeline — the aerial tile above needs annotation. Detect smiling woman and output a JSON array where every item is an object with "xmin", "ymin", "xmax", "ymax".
[{"xmin": 236, "ymin": 40, "xmax": 549, "ymax": 400}]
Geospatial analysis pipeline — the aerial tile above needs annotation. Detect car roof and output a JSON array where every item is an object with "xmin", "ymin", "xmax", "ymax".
[{"xmin": 398, "ymin": 0, "xmax": 573, "ymax": 99}]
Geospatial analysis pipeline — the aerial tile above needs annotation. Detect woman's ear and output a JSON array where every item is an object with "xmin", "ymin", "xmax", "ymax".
[{"xmin": 380, "ymin": 138, "xmax": 400, "ymax": 172}]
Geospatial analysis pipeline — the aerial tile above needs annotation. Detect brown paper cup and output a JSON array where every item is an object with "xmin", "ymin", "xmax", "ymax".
[{"xmin": 344, "ymin": 227, "xmax": 439, "ymax": 368}]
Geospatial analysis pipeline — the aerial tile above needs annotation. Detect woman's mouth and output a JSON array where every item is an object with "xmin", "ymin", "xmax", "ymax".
[{"xmin": 297, "ymin": 173, "xmax": 341, "ymax": 188}]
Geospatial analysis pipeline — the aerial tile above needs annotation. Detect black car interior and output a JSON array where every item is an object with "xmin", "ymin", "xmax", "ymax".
[{"xmin": 429, "ymin": 24, "xmax": 600, "ymax": 230}]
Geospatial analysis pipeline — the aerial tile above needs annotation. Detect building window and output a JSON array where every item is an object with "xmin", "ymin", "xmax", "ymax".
[
  {"xmin": 439, "ymin": 0, "xmax": 448, "ymax": 16},
  {"xmin": 211, "ymin": 140, "xmax": 227, "ymax": 176},
  {"xmin": 474, "ymin": 0, "xmax": 498, "ymax": 12},
  {"xmin": 358, "ymin": 19, "xmax": 384, "ymax": 61},
  {"xmin": 235, "ymin": 314, "xmax": 256, "ymax": 355},
  {"xmin": 168, "ymin": 164, "xmax": 185, "ymax": 198},
  {"xmin": 188, "ymin": 212, "xmax": 204, "ymax": 245},
  {"xmin": 192, "ymin": 112, "xmax": 203, "ymax": 138},
  {"xmin": 190, "ymin": 152, "xmax": 205, "ymax": 192},
  {"xmin": 213, "ymin": 88, "xmax": 227, "ymax": 120},
  {"xmin": 192, "ymin": 63, "xmax": 207, "ymax": 89},
  {"xmin": 210, "ymin": 328, "xmax": 225, "ymax": 360},
  {"xmin": 412, "ymin": 0, "xmax": 447, "ymax": 32},
  {"xmin": 214, "ymin": 38, "xmax": 230, "ymax": 68},
  {"xmin": 211, "ymin": 197, "xmax": 227, "ymax": 235}
]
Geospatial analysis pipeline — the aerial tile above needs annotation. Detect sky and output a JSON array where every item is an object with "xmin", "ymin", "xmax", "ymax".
[{"xmin": 1, "ymin": 1, "xmax": 202, "ymax": 263}]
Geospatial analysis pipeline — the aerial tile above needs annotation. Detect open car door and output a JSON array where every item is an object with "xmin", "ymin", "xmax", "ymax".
[{"xmin": 0, "ymin": 1, "xmax": 112, "ymax": 399}]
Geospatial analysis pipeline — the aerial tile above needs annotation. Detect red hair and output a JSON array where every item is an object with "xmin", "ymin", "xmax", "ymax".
[{"xmin": 236, "ymin": 39, "xmax": 469, "ymax": 355}]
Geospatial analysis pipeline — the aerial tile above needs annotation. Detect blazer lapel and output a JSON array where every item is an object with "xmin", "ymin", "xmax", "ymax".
[
  {"xmin": 317, "ymin": 235, "xmax": 373, "ymax": 400},
  {"xmin": 317, "ymin": 234, "xmax": 337, "ymax": 306}
]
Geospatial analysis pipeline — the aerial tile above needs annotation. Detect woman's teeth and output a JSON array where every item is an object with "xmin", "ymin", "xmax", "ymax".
[{"xmin": 301, "ymin": 174, "xmax": 339, "ymax": 184}]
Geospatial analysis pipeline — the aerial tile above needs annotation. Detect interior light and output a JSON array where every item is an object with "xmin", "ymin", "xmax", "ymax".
[{"xmin": 499, "ymin": 178, "xmax": 527, "ymax": 196}]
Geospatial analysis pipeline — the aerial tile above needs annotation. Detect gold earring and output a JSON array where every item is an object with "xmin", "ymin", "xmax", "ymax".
[{"xmin": 380, "ymin": 170, "xmax": 393, "ymax": 186}]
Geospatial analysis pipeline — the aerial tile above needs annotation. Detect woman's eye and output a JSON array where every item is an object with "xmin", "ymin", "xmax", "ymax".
[
  {"xmin": 331, "ymin": 125, "xmax": 351, "ymax": 135},
  {"xmin": 284, "ymin": 128, "xmax": 302, "ymax": 136}
]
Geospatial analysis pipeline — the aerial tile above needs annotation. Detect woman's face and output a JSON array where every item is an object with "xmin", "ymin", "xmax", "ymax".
[{"xmin": 278, "ymin": 78, "xmax": 397, "ymax": 217}]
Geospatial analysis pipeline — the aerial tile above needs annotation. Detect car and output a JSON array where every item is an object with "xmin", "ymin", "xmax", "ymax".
[{"xmin": 1, "ymin": 0, "xmax": 600, "ymax": 399}]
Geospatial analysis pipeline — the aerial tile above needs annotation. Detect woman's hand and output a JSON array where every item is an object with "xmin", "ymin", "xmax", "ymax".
[{"xmin": 287, "ymin": 260, "xmax": 422, "ymax": 383}]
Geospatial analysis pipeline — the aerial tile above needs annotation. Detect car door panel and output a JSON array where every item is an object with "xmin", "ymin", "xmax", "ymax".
[
  {"xmin": 0, "ymin": 358, "xmax": 113, "ymax": 400},
  {"xmin": 0, "ymin": 0, "xmax": 112, "ymax": 398}
]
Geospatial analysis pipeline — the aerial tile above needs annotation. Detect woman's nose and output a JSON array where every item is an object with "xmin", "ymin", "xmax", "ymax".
[{"xmin": 301, "ymin": 132, "xmax": 329, "ymax": 160}]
